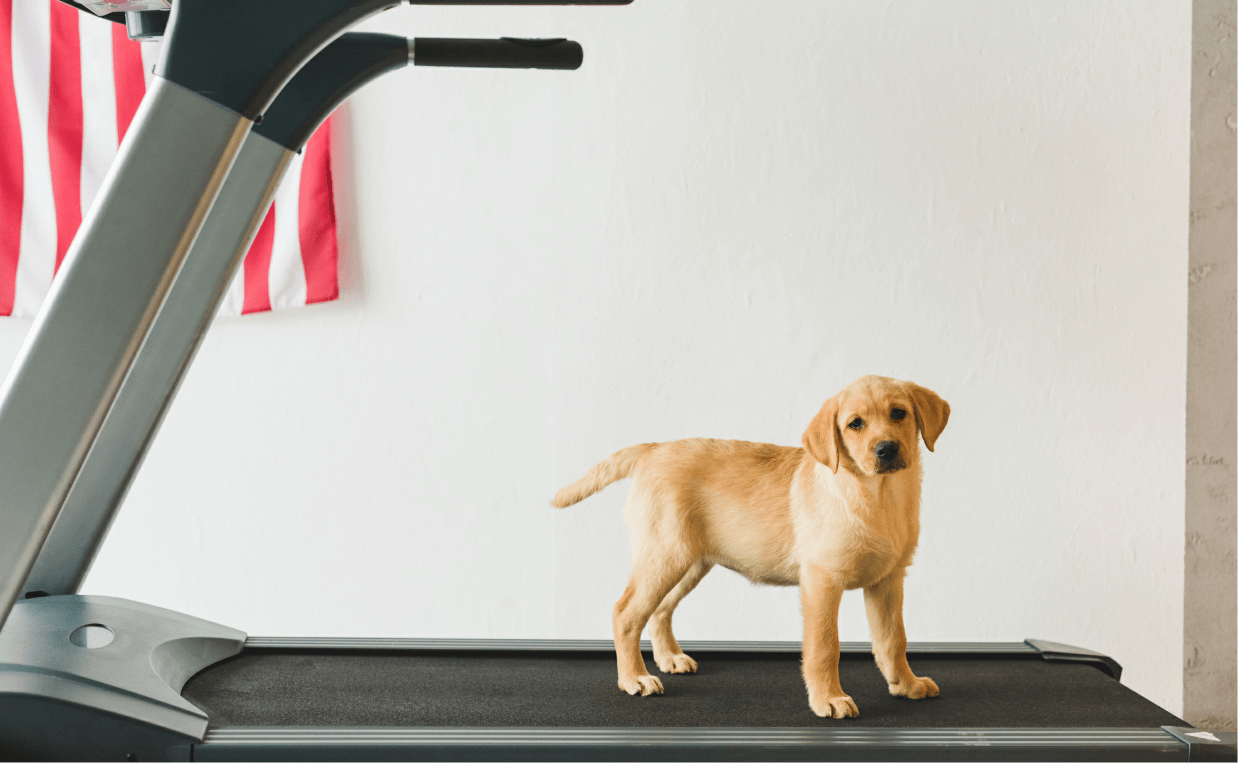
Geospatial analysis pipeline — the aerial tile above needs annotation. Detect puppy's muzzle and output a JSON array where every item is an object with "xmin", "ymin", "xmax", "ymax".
[{"xmin": 874, "ymin": 440, "xmax": 905, "ymax": 473}]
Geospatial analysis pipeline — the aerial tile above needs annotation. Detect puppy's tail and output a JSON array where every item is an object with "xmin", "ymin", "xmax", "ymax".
[{"xmin": 552, "ymin": 443, "xmax": 659, "ymax": 508}]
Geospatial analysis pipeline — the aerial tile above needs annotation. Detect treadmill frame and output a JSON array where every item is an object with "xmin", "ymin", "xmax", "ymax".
[{"xmin": 0, "ymin": 1, "xmax": 1232, "ymax": 761}]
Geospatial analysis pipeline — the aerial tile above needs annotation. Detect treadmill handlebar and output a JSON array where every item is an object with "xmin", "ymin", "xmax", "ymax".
[
  {"xmin": 252, "ymin": 34, "xmax": 586, "ymax": 153},
  {"xmin": 413, "ymin": 38, "xmax": 583, "ymax": 70},
  {"xmin": 253, "ymin": 32, "xmax": 410, "ymax": 152},
  {"xmin": 154, "ymin": 0, "xmax": 628, "ymax": 120}
]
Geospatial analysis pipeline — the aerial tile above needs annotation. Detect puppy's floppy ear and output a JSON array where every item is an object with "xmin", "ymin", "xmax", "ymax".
[
  {"xmin": 802, "ymin": 395, "xmax": 843, "ymax": 473},
  {"xmin": 908, "ymin": 384, "xmax": 950, "ymax": 452}
]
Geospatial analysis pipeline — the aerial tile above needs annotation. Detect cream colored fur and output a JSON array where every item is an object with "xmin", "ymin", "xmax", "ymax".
[{"xmin": 552, "ymin": 375, "xmax": 949, "ymax": 718}]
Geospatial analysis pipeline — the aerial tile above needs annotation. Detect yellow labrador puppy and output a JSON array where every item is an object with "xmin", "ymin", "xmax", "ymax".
[{"xmin": 552, "ymin": 375, "xmax": 948, "ymax": 718}]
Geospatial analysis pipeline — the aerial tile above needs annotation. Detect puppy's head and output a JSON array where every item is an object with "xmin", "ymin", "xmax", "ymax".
[{"xmin": 802, "ymin": 375, "xmax": 950, "ymax": 476}]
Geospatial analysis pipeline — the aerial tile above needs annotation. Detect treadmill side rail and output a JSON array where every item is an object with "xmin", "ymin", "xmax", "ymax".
[
  {"xmin": 191, "ymin": 727, "xmax": 1194, "ymax": 762},
  {"xmin": 0, "ymin": 595, "xmax": 246, "ymax": 761}
]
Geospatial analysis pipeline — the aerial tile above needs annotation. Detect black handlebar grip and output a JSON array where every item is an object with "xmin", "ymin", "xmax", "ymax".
[{"xmin": 413, "ymin": 38, "xmax": 583, "ymax": 70}]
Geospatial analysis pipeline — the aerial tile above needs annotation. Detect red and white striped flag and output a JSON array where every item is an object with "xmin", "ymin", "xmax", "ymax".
[{"xmin": 0, "ymin": 0, "xmax": 340, "ymax": 318}]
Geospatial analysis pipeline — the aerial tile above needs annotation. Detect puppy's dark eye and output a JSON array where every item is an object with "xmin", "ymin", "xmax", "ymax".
[
  {"xmin": 848, "ymin": 418, "xmax": 863, "ymax": 430},
  {"xmin": 891, "ymin": 408, "xmax": 907, "ymax": 421}
]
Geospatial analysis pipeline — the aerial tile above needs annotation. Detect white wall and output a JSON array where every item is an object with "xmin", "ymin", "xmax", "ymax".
[{"xmin": 0, "ymin": 1, "xmax": 1190, "ymax": 714}]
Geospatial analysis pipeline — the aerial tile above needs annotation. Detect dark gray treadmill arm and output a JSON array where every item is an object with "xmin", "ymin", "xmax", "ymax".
[{"xmin": 0, "ymin": 0, "xmax": 629, "ymax": 630}]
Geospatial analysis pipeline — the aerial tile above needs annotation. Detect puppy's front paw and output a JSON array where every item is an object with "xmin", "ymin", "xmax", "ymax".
[
  {"xmin": 618, "ymin": 674, "xmax": 664, "ymax": 696},
  {"xmin": 889, "ymin": 675, "xmax": 939, "ymax": 699},
  {"xmin": 809, "ymin": 692, "xmax": 859, "ymax": 718},
  {"xmin": 655, "ymin": 653, "xmax": 698, "ymax": 674}
]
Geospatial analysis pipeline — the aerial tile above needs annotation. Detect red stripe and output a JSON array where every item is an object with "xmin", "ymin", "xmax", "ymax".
[
  {"xmin": 242, "ymin": 206, "xmax": 275, "ymax": 314},
  {"xmin": 111, "ymin": 22, "xmax": 143, "ymax": 142},
  {"xmin": 48, "ymin": 0, "xmax": 81, "ymax": 273},
  {"xmin": 298, "ymin": 118, "xmax": 339, "ymax": 305},
  {"xmin": 0, "ymin": 0, "xmax": 23, "ymax": 315}
]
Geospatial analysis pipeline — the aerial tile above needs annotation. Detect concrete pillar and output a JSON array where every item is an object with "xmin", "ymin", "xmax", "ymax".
[{"xmin": 1185, "ymin": 0, "xmax": 1236, "ymax": 732}]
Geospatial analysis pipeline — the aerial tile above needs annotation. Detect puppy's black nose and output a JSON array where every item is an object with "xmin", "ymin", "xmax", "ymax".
[{"xmin": 875, "ymin": 440, "xmax": 899, "ymax": 461}]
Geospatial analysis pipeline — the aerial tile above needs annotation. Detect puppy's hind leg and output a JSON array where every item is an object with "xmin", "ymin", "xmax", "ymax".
[
  {"xmin": 614, "ymin": 552, "xmax": 694, "ymax": 697},
  {"xmin": 649, "ymin": 560, "xmax": 713, "ymax": 674}
]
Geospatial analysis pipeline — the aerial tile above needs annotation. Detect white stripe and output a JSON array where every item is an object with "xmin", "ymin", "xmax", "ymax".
[
  {"xmin": 78, "ymin": 12, "xmax": 116, "ymax": 224},
  {"xmin": 11, "ymin": 0, "xmax": 55, "ymax": 318},
  {"xmin": 267, "ymin": 150, "xmax": 307, "ymax": 310}
]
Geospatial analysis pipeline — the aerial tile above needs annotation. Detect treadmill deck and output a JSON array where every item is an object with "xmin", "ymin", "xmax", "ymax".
[{"xmin": 183, "ymin": 647, "xmax": 1186, "ymax": 729}]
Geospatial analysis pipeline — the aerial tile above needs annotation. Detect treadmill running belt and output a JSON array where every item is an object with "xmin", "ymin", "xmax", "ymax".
[{"xmin": 182, "ymin": 650, "xmax": 1186, "ymax": 729}]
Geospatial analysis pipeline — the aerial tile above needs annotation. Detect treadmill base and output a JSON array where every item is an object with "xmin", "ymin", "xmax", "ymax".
[{"xmin": 0, "ymin": 595, "xmax": 246, "ymax": 761}]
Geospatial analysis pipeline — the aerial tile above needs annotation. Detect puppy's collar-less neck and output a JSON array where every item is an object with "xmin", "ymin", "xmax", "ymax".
[{"xmin": 820, "ymin": 458, "xmax": 919, "ymax": 510}]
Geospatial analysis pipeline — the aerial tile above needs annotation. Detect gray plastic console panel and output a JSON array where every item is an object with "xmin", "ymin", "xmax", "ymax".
[{"xmin": 0, "ymin": 595, "xmax": 246, "ymax": 761}]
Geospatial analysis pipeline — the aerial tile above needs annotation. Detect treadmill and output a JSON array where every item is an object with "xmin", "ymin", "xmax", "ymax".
[{"xmin": 0, "ymin": 2, "xmax": 1233, "ymax": 761}]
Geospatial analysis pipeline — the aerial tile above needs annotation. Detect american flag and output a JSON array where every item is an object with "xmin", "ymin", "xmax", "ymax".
[{"xmin": 0, "ymin": 0, "xmax": 340, "ymax": 318}]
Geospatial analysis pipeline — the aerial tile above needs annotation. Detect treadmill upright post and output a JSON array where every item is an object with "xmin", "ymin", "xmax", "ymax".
[
  {"xmin": 22, "ymin": 32, "xmax": 590, "ymax": 598},
  {"xmin": 0, "ymin": 79, "xmax": 250, "ymax": 627},
  {"xmin": 0, "ymin": 0, "xmax": 403, "ymax": 630},
  {"xmin": 21, "ymin": 32, "xmax": 414, "ymax": 599}
]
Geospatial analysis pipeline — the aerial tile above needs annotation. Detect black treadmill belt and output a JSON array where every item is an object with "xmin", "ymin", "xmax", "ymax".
[{"xmin": 182, "ymin": 650, "xmax": 1186, "ymax": 729}]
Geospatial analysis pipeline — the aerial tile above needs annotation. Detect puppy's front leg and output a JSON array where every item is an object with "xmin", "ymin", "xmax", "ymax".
[
  {"xmin": 863, "ymin": 571, "xmax": 939, "ymax": 700},
  {"xmin": 800, "ymin": 564, "xmax": 858, "ymax": 718}
]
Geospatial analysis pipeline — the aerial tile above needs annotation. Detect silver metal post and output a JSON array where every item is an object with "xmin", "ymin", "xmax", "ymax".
[
  {"xmin": 0, "ymin": 76, "xmax": 251, "ymax": 628},
  {"xmin": 22, "ymin": 133, "xmax": 294, "ymax": 598}
]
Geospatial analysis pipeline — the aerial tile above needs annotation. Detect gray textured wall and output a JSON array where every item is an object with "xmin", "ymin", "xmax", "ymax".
[{"xmin": 1186, "ymin": 0, "xmax": 1237, "ymax": 732}]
